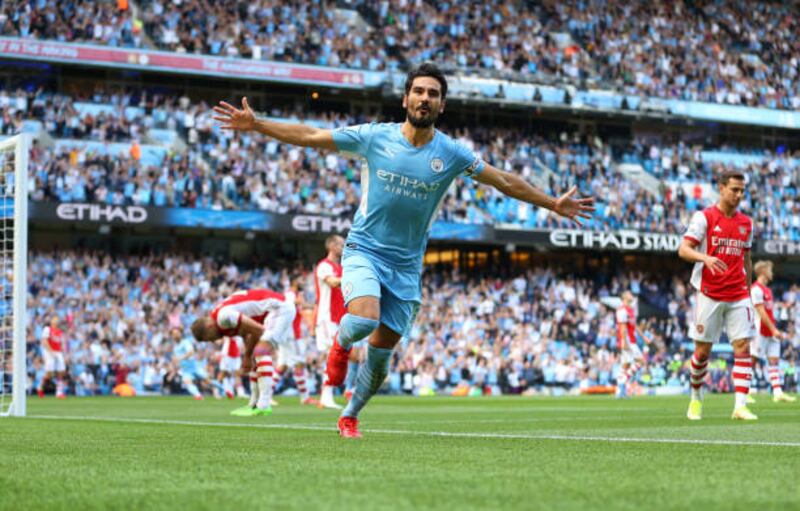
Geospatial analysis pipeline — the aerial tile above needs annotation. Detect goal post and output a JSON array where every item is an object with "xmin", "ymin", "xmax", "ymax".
[{"xmin": 0, "ymin": 134, "xmax": 29, "ymax": 417}]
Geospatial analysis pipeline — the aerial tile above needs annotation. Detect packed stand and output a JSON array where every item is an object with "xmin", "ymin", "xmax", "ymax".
[
  {"xmin": 3, "ymin": 1, "xmax": 800, "ymax": 110},
  {"xmin": 0, "ymin": 0, "xmax": 143, "ymax": 48},
  {"xmin": 140, "ymin": 0, "xmax": 388, "ymax": 70},
  {"xmin": 623, "ymin": 141, "xmax": 800, "ymax": 241},
  {"xmin": 561, "ymin": 0, "xmax": 800, "ymax": 109},
  {"xmin": 7, "ymin": 85, "xmax": 800, "ymax": 238},
  {"xmin": 26, "ymin": 250, "xmax": 800, "ymax": 397}
]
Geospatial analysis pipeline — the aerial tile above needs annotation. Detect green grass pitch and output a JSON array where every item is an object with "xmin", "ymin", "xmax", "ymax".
[{"xmin": 2, "ymin": 395, "xmax": 798, "ymax": 511}]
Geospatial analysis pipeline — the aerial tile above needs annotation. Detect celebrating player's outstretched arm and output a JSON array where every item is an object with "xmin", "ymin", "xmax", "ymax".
[
  {"xmin": 213, "ymin": 97, "xmax": 336, "ymax": 150},
  {"xmin": 475, "ymin": 167, "xmax": 594, "ymax": 225}
]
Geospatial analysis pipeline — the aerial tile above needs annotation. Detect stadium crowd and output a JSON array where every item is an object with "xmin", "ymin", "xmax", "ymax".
[
  {"xmin": 26, "ymin": 250, "xmax": 800, "ymax": 398},
  {"xmin": 2, "ymin": 0, "xmax": 799, "ymax": 109},
  {"xmin": 6, "ymin": 85, "xmax": 799, "ymax": 240}
]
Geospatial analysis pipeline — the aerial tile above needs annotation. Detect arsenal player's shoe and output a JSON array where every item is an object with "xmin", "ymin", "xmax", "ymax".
[
  {"xmin": 338, "ymin": 416, "xmax": 362, "ymax": 439},
  {"xmin": 225, "ymin": 391, "xmax": 235, "ymax": 400},
  {"xmin": 326, "ymin": 336, "xmax": 351, "ymax": 387},
  {"xmin": 253, "ymin": 406, "xmax": 273, "ymax": 417},
  {"xmin": 686, "ymin": 399, "xmax": 703, "ymax": 421},
  {"xmin": 731, "ymin": 406, "xmax": 758, "ymax": 420},
  {"xmin": 773, "ymin": 393, "xmax": 797, "ymax": 403},
  {"xmin": 318, "ymin": 387, "xmax": 343, "ymax": 410},
  {"xmin": 230, "ymin": 405, "xmax": 255, "ymax": 416},
  {"xmin": 192, "ymin": 395, "xmax": 204, "ymax": 401},
  {"xmin": 56, "ymin": 394, "xmax": 66, "ymax": 400},
  {"xmin": 302, "ymin": 397, "xmax": 320, "ymax": 406}
]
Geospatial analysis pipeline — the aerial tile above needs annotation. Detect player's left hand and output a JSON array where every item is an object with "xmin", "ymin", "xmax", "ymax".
[
  {"xmin": 240, "ymin": 357, "xmax": 253, "ymax": 374},
  {"xmin": 554, "ymin": 186, "xmax": 595, "ymax": 226}
]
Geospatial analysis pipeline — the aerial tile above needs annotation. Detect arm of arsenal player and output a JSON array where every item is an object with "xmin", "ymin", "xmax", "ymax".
[
  {"xmin": 678, "ymin": 239, "xmax": 728, "ymax": 275},
  {"xmin": 236, "ymin": 316, "xmax": 265, "ymax": 371},
  {"xmin": 753, "ymin": 303, "xmax": 781, "ymax": 339},
  {"xmin": 744, "ymin": 251, "xmax": 753, "ymax": 289},
  {"xmin": 617, "ymin": 323, "xmax": 628, "ymax": 350},
  {"xmin": 324, "ymin": 275, "xmax": 342, "ymax": 288}
]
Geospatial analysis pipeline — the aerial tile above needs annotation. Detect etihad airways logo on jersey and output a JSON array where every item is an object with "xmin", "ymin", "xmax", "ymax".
[
  {"xmin": 376, "ymin": 169, "xmax": 441, "ymax": 199},
  {"xmin": 56, "ymin": 203, "xmax": 148, "ymax": 223},
  {"xmin": 711, "ymin": 236, "xmax": 747, "ymax": 256}
]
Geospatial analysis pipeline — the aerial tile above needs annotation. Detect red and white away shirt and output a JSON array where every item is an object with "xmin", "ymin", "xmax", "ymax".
[
  {"xmin": 684, "ymin": 205, "xmax": 753, "ymax": 302},
  {"xmin": 222, "ymin": 336, "xmax": 243, "ymax": 358},
  {"xmin": 210, "ymin": 289, "xmax": 288, "ymax": 336},
  {"xmin": 615, "ymin": 305, "xmax": 636, "ymax": 349},
  {"xmin": 42, "ymin": 325, "xmax": 64, "ymax": 352},
  {"xmin": 315, "ymin": 258, "xmax": 345, "ymax": 325},
  {"xmin": 750, "ymin": 282, "xmax": 776, "ymax": 337}
]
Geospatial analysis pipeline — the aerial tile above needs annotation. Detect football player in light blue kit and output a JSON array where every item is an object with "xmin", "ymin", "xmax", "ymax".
[{"xmin": 213, "ymin": 63, "xmax": 595, "ymax": 438}]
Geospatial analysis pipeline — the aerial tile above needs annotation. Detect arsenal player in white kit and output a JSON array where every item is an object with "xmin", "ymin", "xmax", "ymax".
[
  {"xmin": 38, "ymin": 316, "xmax": 67, "ymax": 399},
  {"xmin": 679, "ymin": 170, "xmax": 758, "ymax": 421},
  {"xmin": 191, "ymin": 288, "xmax": 297, "ymax": 416},
  {"xmin": 749, "ymin": 260, "xmax": 796, "ymax": 403},
  {"xmin": 314, "ymin": 235, "xmax": 347, "ymax": 409}
]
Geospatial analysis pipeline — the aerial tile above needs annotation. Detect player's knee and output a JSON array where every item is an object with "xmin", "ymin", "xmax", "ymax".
[
  {"xmin": 731, "ymin": 338, "xmax": 750, "ymax": 354},
  {"xmin": 339, "ymin": 313, "xmax": 380, "ymax": 344},
  {"xmin": 254, "ymin": 342, "xmax": 274, "ymax": 357},
  {"xmin": 346, "ymin": 296, "xmax": 380, "ymax": 320}
]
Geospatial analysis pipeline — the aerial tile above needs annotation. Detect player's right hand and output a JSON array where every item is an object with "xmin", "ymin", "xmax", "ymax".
[
  {"xmin": 213, "ymin": 97, "xmax": 256, "ymax": 131},
  {"xmin": 703, "ymin": 255, "xmax": 728, "ymax": 275}
]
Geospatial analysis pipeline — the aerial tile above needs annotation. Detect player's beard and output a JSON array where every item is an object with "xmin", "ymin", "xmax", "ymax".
[{"xmin": 406, "ymin": 105, "xmax": 438, "ymax": 128}]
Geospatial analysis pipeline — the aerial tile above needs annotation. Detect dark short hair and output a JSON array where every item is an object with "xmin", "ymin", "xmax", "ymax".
[
  {"xmin": 404, "ymin": 63, "xmax": 448, "ymax": 99},
  {"xmin": 718, "ymin": 169, "xmax": 745, "ymax": 186}
]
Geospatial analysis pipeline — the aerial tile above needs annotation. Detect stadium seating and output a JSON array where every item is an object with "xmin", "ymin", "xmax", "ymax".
[
  {"xmin": 3, "ymin": 0, "xmax": 799, "ymax": 109},
  {"xmin": 6, "ymin": 85, "xmax": 797, "ymax": 239}
]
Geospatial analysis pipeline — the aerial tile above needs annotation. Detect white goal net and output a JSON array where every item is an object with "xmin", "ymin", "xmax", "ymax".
[{"xmin": 0, "ymin": 135, "xmax": 28, "ymax": 417}]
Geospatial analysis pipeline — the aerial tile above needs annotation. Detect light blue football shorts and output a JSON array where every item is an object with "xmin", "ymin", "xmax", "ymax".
[{"xmin": 340, "ymin": 249, "xmax": 421, "ymax": 337}]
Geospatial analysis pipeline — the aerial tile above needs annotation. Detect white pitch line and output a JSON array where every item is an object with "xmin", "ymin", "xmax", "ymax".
[{"xmin": 25, "ymin": 414, "xmax": 800, "ymax": 448}]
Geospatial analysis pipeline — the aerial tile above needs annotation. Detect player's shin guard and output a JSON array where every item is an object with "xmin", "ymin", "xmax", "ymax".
[
  {"xmin": 732, "ymin": 355, "xmax": 753, "ymax": 408},
  {"xmin": 341, "ymin": 345, "xmax": 392, "ymax": 419},
  {"xmin": 295, "ymin": 367, "xmax": 309, "ymax": 400},
  {"xmin": 256, "ymin": 355, "xmax": 274, "ymax": 409},
  {"xmin": 768, "ymin": 365, "xmax": 783, "ymax": 396},
  {"xmin": 248, "ymin": 371, "xmax": 259, "ymax": 407},
  {"xmin": 345, "ymin": 360, "xmax": 360, "ymax": 391},
  {"xmin": 338, "ymin": 314, "xmax": 379, "ymax": 350},
  {"xmin": 689, "ymin": 354, "xmax": 708, "ymax": 400}
]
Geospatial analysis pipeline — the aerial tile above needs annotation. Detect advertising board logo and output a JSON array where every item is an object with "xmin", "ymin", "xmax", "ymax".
[
  {"xmin": 291, "ymin": 215, "xmax": 351, "ymax": 233},
  {"xmin": 548, "ymin": 230, "xmax": 681, "ymax": 252},
  {"xmin": 56, "ymin": 203, "xmax": 148, "ymax": 223}
]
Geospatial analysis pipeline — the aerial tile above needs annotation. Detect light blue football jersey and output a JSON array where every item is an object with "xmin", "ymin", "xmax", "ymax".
[{"xmin": 332, "ymin": 122, "xmax": 485, "ymax": 270}]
